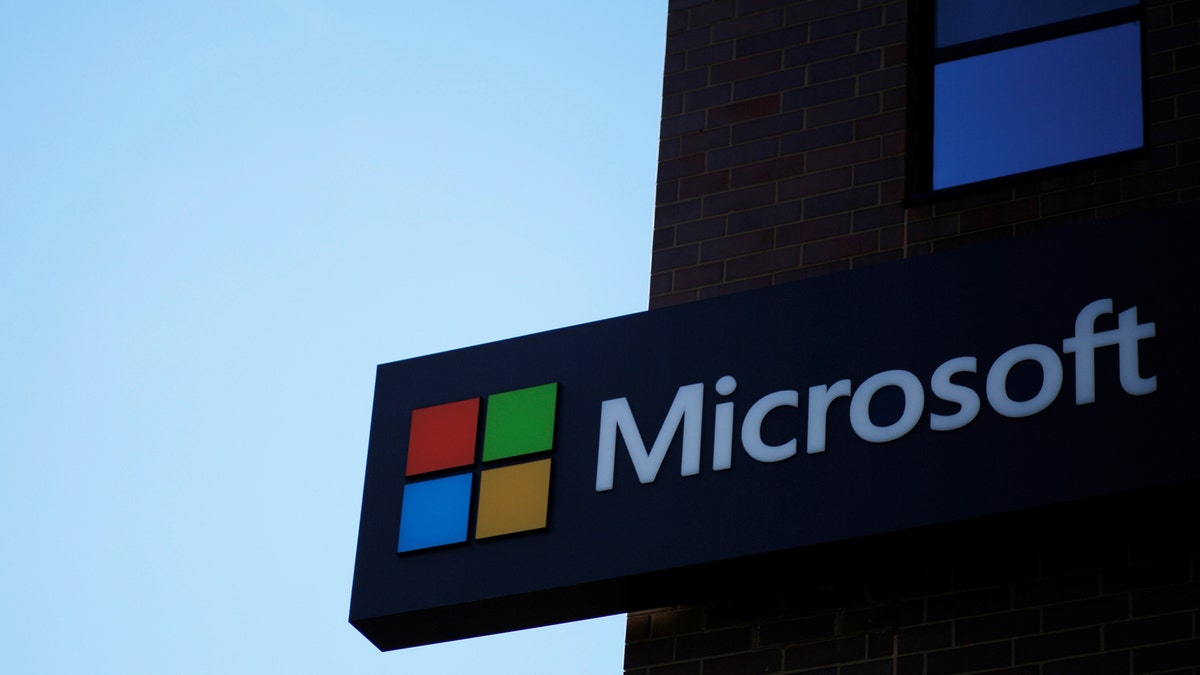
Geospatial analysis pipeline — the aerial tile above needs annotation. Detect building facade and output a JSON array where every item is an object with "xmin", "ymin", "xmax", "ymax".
[{"xmin": 628, "ymin": 1, "xmax": 1199, "ymax": 673}]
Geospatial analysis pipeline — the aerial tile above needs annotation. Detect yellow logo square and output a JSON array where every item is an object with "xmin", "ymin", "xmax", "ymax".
[{"xmin": 475, "ymin": 459, "xmax": 552, "ymax": 540}]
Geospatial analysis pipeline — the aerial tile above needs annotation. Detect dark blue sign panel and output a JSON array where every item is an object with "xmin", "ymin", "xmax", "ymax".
[{"xmin": 350, "ymin": 208, "xmax": 1198, "ymax": 650}]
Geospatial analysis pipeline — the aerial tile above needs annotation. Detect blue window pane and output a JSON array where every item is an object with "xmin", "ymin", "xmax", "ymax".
[
  {"xmin": 937, "ymin": 0, "xmax": 1139, "ymax": 48},
  {"xmin": 933, "ymin": 22, "xmax": 1143, "ymax": 190},
  {"xmin": 397, "ymin": 473, "xmax": 473, "ymax": 552}
]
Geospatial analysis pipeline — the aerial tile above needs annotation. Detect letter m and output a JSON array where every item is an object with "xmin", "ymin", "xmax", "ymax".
[{"xmin": 595, "ymin": 383, "xmax": 703, "ymax": 491}]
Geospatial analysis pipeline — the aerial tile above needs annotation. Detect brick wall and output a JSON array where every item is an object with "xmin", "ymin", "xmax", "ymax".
[
  {"xmin": 631, "ymin": 0, "xmax": 1200, "ymax": 672},
  {"xmin": 624, "ymin": 489, "xmax": 1200, "ymax": 674},
  {"xmin": 648, "ymin": 0, "xmax": 1199, "ymax": 309}
]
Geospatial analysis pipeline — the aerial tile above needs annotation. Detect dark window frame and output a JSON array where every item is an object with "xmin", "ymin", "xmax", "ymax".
[{"xmin": 905, "ymin": 0, "xmax": 1151, "ymax": 204}]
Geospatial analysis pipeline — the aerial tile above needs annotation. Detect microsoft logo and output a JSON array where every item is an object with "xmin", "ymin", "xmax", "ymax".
[{"xmin": 397, "ymin": 382, "xmax": 558, "ymax": 553}]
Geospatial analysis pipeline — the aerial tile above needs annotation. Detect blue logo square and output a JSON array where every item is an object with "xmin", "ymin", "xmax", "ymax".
[{"xmin": 397, "ymin": 473, "xmax": 473, "ymax": 553}]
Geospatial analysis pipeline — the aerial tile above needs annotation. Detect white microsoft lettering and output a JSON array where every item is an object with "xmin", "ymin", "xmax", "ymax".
[
  {"xmin": 595, "ymin": 298, "xmax": 1158, "ymax": 492},
  {"xmin": 595, "ymin": 383, "xmax": 703, "ymax": 491}
]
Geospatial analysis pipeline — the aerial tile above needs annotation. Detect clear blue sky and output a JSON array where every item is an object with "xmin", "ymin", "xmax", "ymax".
[{"xmin": 0, "ymin": 2, "xmax": 665, "ymax": 672}]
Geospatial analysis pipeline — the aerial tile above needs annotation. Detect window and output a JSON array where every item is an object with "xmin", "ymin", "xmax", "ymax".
[{"xmin": 915, "ymin": 0, "xmax": 1146, "ymax": 193}]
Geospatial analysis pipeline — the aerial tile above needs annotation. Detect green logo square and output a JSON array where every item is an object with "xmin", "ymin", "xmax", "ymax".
[{"xmin": 482, "ymin": 383, "xmax": 558, "ymax": 462}]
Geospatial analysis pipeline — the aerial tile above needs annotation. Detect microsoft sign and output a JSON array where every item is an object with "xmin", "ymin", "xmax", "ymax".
[{"xmin": 350, "ymin": 212, "xmax": 1198, "ymax": 651}]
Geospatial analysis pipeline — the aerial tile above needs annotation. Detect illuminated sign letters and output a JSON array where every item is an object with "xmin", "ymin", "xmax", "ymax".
[{"xmin": 594, "ymin": 298, "xmax": 1158, "ymax": 491}]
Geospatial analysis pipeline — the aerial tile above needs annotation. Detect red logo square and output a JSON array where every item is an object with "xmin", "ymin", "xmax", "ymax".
[{"xmin": 406, "ymin": 398, "xmax": 479, "ymax": 476}]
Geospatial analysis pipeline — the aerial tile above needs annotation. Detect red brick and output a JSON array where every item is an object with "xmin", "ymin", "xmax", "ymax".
[
  {"xmin": 660, "ymin": 137, "xmax": 681, "ymax": 161},
  {"xmin": 809, "ymin": 6, "xmax": 883, "ymax": 39},
  {"xmin": 731, "ymin": 110, "xmax": 806, "ymax": 143},
  {"xmin": 708, "ymin": 138, "xmax": 780, "ymax": 170},
  {"xmin": 730, "ymin": 155, "xmax": 804, "ymax": 187},
  {"xmin": 656, "ymin": 180, "xmax": 679, "ymax": 205},
  {"xmin": 663, "ymin": 68, "xmax": 709, "ymax": 96},
  {"xmin": 806, "ymin": 139, "xmax": 880, "ymax": 171},
  {"xmin": 783, "ymin": 636, "xmax": 866, "ymax": 670},
  {"xmin": 736, "ymin": 24, "xmax": 809, "ymax": 57},
  {"xmin": 680, "ymin": 171, "xmax": 730, "ymax": 200},
  {"xmin": 1105, "ymin": 613, "xmax": 1193, "ymax": 649},
  {"xmin": 884, "ymin": 42, "xmax": 906, "ymax": 67},
  {"xmin": 758, "ymin": 613, "xmax": 836, "ymax": 645},
  {"xmin": 855, "ymin": 111, "xmax": 905, "ymax": 139},
  {"xmin": 675, "ymin": 627, "xmax": 753, "ymax": 659},
  {"xmin": 675, "ymin": 262, "xmax": 726, "ymax": 290},
  {"xmin": 807, "ymin": 94, "xmax": 881, "ymax": 128},
  {"xmin": 807, "ymin": 50, "xmax": 881, "ymax": 84},
  {"xmin": 839, "ymin": 659, "xmax": 895, "ymax": 675},
  {"xmin": 628, "ymin": 612, "xmax": 652, "ymax": 641},
  {"xmin": 666, "ymin": 25, "xmax": 717, "ymax": 54},
  {"xmin": 861, "ymin": 22, "xmax": 905, "ymax": 49},
  {"xmin": 778, "ymin": 167, "xmax": 853, "ymax": 200},
  {"xmin": 732, "ymin": 69, "xmax": 808, "ymax": 101},
  {"xmin": 1131, "ymin": 639, "xmax": 1200, "ymax": 674},
  {"xmin": 802, "ymin": 185, "xmax": 879, "ymax": 218},
  {"xmin": 684, "ymin": 84, "xmax": 732, "ymax": 112},
  {"xmin": 702, "ymin": 649, "xmax": 781, "ymax": 675},
  {"xmin": 625, "ymin": 637, "xmax": 676, "ymax": 669},
  {"xmin": 649, "ymin": 271, "xmax": 673, "ymax": 296},
  {"xmin": 775, "ymin": 258, "xmax": 849, "ymax": 283},
  {"xmin": 658, "ymin": 154, "xmax": 706, "ymax": 182},
  {"xmin": 926, "ymin": 642, "xmax": 1012, "ymax": 674},
  {"xmin": 708, "ymin": 94, "xmax": 782, "ymax": 126},
  {"xmin": 737, "ymin": 0, "xmax": 792, "ymax": 15},
  {"xmin": 687, "ymin": 2, "xmax": 736, "ymax": 28},
  {"xmin": 726, "ymin": 247, "xmax": 800, "ymax": 279},
  {"xmin": 711, "ymin": 52, "xmax": 783, "ymax": 84},
  {"xmin": 958, "ymin": 610, "xmax": 1041, "ymax": 645},
  {"xmin": 703, "ymin": 183, "xmax": 778, "ymax": 216},
  {"xmin": 649, "ymin": 289, "xmax": 699, "ymax": 309},
  {"xmin": 803, "ymin": 230, "xmax": 878, "ymax": 264},
  {"xmin": 1040, "ymin": 182, "xmax": 1122, "ymax": 216},
  {"xmin": 853, "ymin": 156, "xmax": 904, "ymax": 184},
  {"xmin": 1015, "ymin": 628, "xmax": 1101, "ymax": 664},
  {"xmin": 960, "ymin": 198, "xmax": 1042, "ymax": 231},
  {"xmin": 852, "ymin": 204, "xmax": 902, "ymax": 230},
  {"xmin": 665, "ymin": 7, "xmax": 689, "ymax": 35},
  {"xmin": 677, "ymin": 216, "xmax": 727, "ymax": 244},
  {"xmin": 896, "ymin": 622, "xmax": 953, "ymax": 654},
  {"xmin": 786, "ymin": 0, "xmax": 858, "ymax": 23},
  {"xmin": 697, "ymin": 275, "xmax": 772, "ymax": 299},
  {"xmin": 664, "ymin": 50, "xmax": 686, "ymax": 74},
  {"xmin": 873, "ymin": 223, "xmax": 902, "ymax": 247},
  {"xmin": 1043, "ymin": 651, "xmax": 1130, "ymax": 675},
  {"xmin": 850, "ymin": 234, "xmax": 897, "ymax": 259},
  {"xmin": 650, "ymin": 243, "xmax": 698, "ymax": 273},
  {"xmin": 649, "ymin": 663, "xmax": 701, "ymax": 675},
  {"xmin": 687, "ymin": 42, "xmax": 736, "ymax": 70},
  {"xmin": 655, "ymin": 198, "xmax": 703, "ymax": 227},
  {"xmin": 781, "ymin": 78, "xmax": 857, "ymax": 110},
  {"xmin": 926, "ymin": 586, "xmax": 1011, "ymax": 621},
  {"xmin": 652, "ymin": 226, "xmax": 676, "ymax": 251},
  {"xmin": 663, "ymin": 93, "xmax": 684, "ymax": 118},
  {"xmin": 726, "ymin": 201, "xmax": 801, "ymax": 233},
  {"xmin": 777, "ymin": 212, "xmax": 851, "ymax": 245},
  {"xmin": 881, "ymin": 131, "xmax": 905, "ymax": 156},
  {"xmin": 1013, "ymin": 573, "xmax": 1100, "ymax": 608},
  {"xmin": 700, "ymin": 229, "xmax": 774, "ymax": 262},
  {"xmin": 783, "ymin": 33, "xmax": 858, "ymax": 67},
  {"xmin": 713, "ymin": 8, "xmax": 786, "ymax": 43},
  {"xmin": 780, "ymin": 122, "xmax": 854, "ymax": 155},
  {"xmin": 661, "ymin": 111, "xmax": 707, "ymax": 138},
  {"xmin": 681, "ymin": 127, "xmax": 731, "ymax": 155},
  {"xmin": 881, "ymin": 87, "xmax": 906, "ymax": 111}
]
